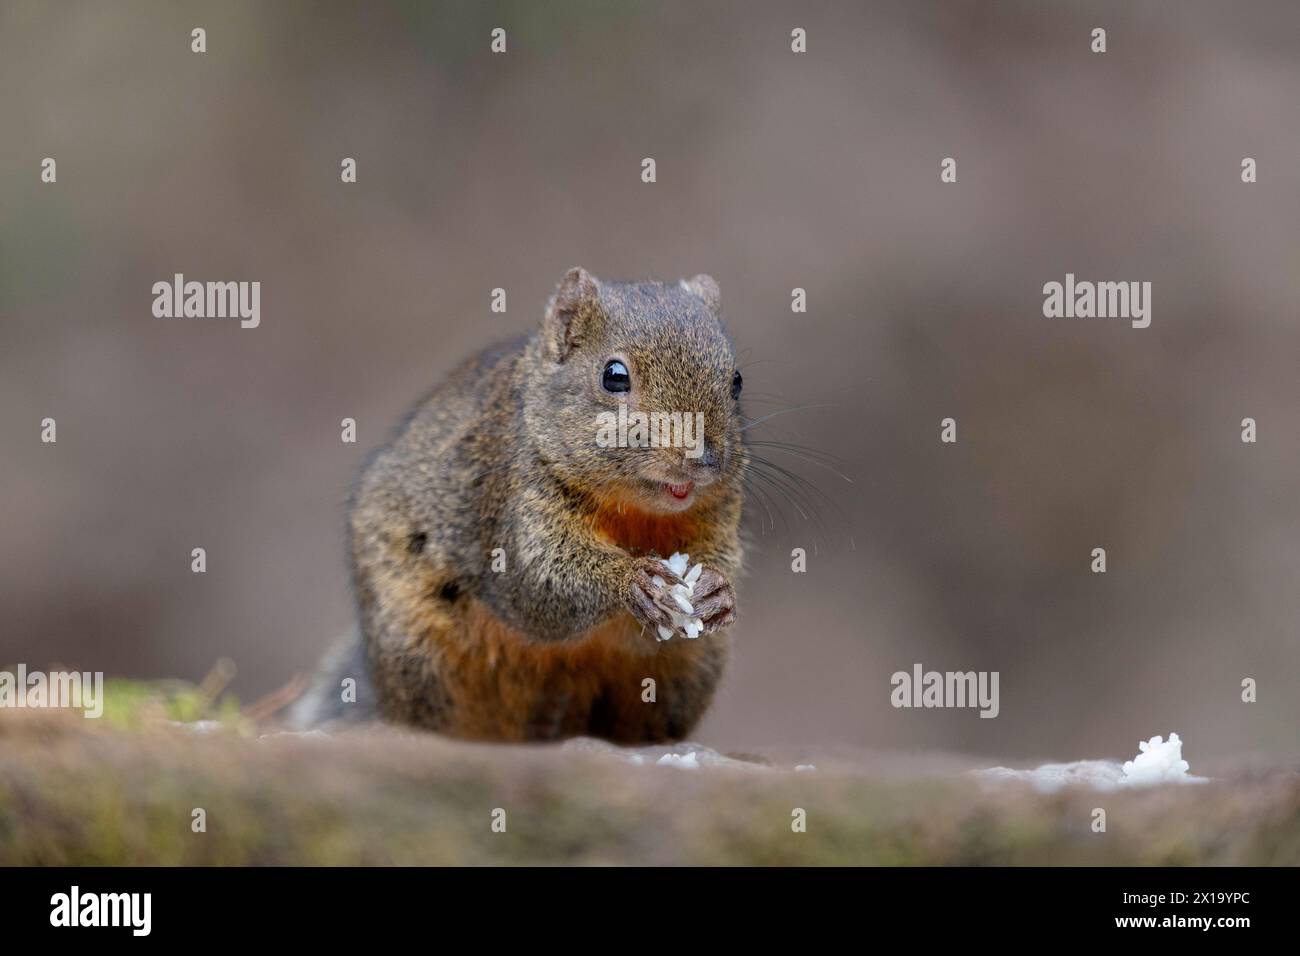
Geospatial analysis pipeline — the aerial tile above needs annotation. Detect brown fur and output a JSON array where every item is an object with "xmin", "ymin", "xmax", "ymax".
[
  {"xmin": 434, "ymin": 601, "xmax": 724, "ymax": 743},
  {"xmin": 344, "ymin": 267, "xmax": 746, "ymax": 743},
  {"xmin": 591, "ymin": 496, "xmax": 708, "ymax": 557}
]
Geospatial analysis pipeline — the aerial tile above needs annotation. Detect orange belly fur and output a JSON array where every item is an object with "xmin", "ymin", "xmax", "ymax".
[{"xmin": 431, "ymin": 499, "xmax": 716, "ymax": 741}]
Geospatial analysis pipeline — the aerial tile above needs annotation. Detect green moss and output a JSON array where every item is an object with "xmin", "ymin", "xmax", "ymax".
[{"xmin": 99, "ymin": 677, "xmax": 247, "ymax": 734}]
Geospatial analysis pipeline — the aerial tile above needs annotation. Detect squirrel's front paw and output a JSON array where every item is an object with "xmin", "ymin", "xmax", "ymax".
[
  {"xmin": 689, "ymin": 565, "xmax": 737, "ymax": 634},
  {"xmin": 626, "ymin": 557, "xmax": 688, "ymax": 633}
]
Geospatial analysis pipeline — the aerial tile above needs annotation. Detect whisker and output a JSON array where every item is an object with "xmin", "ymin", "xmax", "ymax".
[
  {"xmin": 748, "ymin": 466, "xmax": 810, "ymax": 521},
  {"xmin": 740, "ymin": 475, "xmax": 780, "ymax": 535},
  {"xmin": 745, "ymin": 454, "xmax": 847, "ymax": 548},
  {"xmin": 746, "ymin": 462, "xmax": 829, "ymax": 543},
  {"xmin": 745, "ymin": 440, "xmax": 854, "ymax": 483},
  {"xmin": 739, "ymin": 403, "xmax": 835, "ymax": 433},
  {"xmin": 744, "ymin": 466, "xmax": 832, "ymax": 554},
  {"xmin": 749, "ymin": 455, "xmax": 842, "ymax": 516}
]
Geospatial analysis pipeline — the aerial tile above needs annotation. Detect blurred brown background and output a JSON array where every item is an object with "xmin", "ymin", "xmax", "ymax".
[{"xmin": 2, "ymin": 0, "xmax": 1298, "ymax": 762}]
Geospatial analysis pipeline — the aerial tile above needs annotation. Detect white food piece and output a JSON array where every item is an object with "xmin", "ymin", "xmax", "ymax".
[
  {"xmin": 656, "ymin": 752, "xmax": 701, "ymax": 769},
  {"xmin": 653, "ymin": 551, "xmax": 706, "ymax": 640},
  {"xmin": 1120, "ymin": 732, "xmax": 1193, "ymax": 786},
  {"xmin": 976, "ymin": 731, "xmax": 1206, "ymax": 792},
  {"xmin": 563, "ymin": 738, "xmax": 797, "ymax": 773},
  {"xmin": 663, "ymin": 552, "xmax": 691, "ymax": 578}
]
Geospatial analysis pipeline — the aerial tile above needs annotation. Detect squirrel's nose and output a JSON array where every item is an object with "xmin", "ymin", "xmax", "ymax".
[{"xmin": 690, "ymin": 441, "xmax": 722, "ymax": 472}]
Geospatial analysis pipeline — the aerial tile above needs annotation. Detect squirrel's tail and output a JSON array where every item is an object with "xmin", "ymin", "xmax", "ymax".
[{"xmin": 287, "ymin": 631, "xmax": 378, "ymax": 729}]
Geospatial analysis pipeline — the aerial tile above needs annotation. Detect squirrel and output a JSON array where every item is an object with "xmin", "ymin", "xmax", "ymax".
[{"xmin": 293, "ymin": 267, "xmax": 746, "ymax": 744}]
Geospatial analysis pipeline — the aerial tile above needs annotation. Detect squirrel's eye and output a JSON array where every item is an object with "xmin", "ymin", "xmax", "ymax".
[
  {"xmin": 731, "ymin": 370, "xmax": 743, "ymax": 400},
  {"xmin": 602, "ymin": 360, "xmax": 631, "ymax": 393}
]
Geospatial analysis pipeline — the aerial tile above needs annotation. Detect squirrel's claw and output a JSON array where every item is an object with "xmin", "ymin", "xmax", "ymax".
[
  {"xmin": 627, "ymin": 558, "xmax": 686, "ymax": 632},
  {"xmin": 689, "ymin": 565, "xmax": 737, "ymax": 635},
  {"xmin": 699, "ymin": 607, "xmax": 736, "ymax": 635}
]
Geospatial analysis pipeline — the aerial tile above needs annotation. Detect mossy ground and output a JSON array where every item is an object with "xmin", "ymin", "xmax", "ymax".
[{"xmin": 1, "ymin": 680, "xmax": 1297, "ymax": 865}]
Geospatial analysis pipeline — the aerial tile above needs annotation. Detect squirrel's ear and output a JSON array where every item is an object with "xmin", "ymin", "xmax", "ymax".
[
  {"xmin": 684, "ymin": 274, "xmax": 721, "ymax": 314},
  {"xmin": 544, "ymin": 267, "xmax": 602, "ymax": 362}
]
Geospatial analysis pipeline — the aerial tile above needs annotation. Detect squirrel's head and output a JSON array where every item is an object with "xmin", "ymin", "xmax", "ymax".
[{"xmin": 525, "ymin": 266, "xmax": 745, "ymax": 515}]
